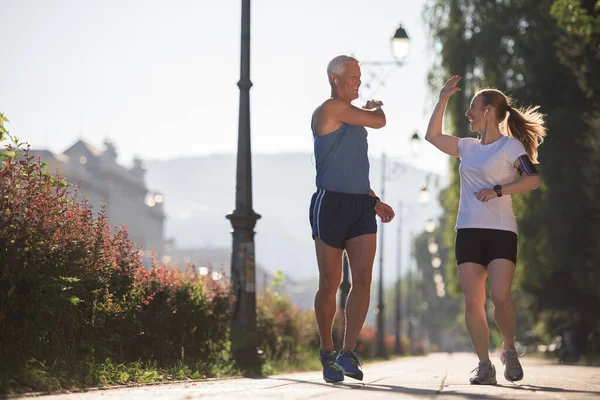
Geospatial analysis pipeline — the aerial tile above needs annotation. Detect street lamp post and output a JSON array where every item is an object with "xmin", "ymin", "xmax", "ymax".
[
  {"xmin": 359, "ymin": 24, "xmax": 411, "ymax": 99},
  {"xmin": 374, "ymin": 153, "xmax": 388, "ymax": 359},
  {"xmin": 394, "ymin": 201, "xmax": 404, "ymax": 355},
  {"xmin": 226, "ymin": 0, "xmax": 261, "ymax": 375},
  {"xmin": 374, "ymin": 133, "xmax": 429, "ymax": 358},
  {"xmin": 343, "ymin": 23, "xmax": 411, "ymax": 359},
  {"xmin": 339, "ymin": 252, "xmax": 351, "ymax": 310},
  {"xmin": 356, "ymin": 23, "xmax": 411, "ymax": 361},
  {"xmin": 406, "ymin": 230, "xmax": 415, "ymax": 350},
  {"xmin": 393, "ymin": 184, "xmax": 430, "ymax": 355},
  {"xmin": 337, "ymin": 251, "xmax": 351, "ymax": 350}
]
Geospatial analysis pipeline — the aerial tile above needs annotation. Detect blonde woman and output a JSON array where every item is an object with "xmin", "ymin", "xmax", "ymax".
[{"xmin": 425, "ymin": 76, "xmax": 546, "ymax": 384}]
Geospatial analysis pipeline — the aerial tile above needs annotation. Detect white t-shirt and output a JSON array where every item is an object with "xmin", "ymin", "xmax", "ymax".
[{"xmin": 456, "ymin": 136, "xmax": 527, "ymax": 234}]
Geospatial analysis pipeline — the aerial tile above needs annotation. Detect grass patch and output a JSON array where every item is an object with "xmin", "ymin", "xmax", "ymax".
[
  {"xmin": 1, "ymin": 357, "xmax": 237, "ymax": 396},
  {"xmin": 261, "ymin": 350, "xmax": 322, "ymax": 376},
  {"xmin": 3, "ymin": 350, "xmax": 327, "ymax": 394}
]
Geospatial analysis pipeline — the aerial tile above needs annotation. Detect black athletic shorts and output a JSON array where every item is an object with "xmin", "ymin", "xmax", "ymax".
[
  {"xmin": 309, "ymin": 189, "xmax": 377, "ymax": 249},
  {"xmin": 455, "ymin": 228, "xmax": 518, "ymax": 266}
]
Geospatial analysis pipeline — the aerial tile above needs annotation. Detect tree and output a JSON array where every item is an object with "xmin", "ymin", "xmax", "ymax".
[{"xmin": 424, "ymin": 0, "xmax": 600, "ymax": 356}]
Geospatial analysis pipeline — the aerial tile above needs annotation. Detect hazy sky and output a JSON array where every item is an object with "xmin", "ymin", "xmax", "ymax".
[{"xmin": 1, "ymin": 0, "xmax": 450, "ymax": 174}]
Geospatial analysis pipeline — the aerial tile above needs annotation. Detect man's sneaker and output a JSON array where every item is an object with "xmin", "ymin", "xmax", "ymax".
[
  {"xmin": 334, "ymin": 350, "xmax": 363, "ymax": 381},
  {"xmin": 319, "ymin": 350, "xmax": 344, "ymax": 383},
  {"xmin": 469, "ymin": 360, "xmax": 497, "ymax": 385},
  {"xmin": 501, "ymin": 346, "xmax": 524, "ymax": 382}
]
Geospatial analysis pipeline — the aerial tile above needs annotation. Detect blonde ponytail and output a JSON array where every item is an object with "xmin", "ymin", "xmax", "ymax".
[
  {"xmin": 506, "ymin": 105, "xmax": 546, "ymax": 163},
  {"xmin": 476, "ymin": 89, "xmax": 547, "ymax": 163}
]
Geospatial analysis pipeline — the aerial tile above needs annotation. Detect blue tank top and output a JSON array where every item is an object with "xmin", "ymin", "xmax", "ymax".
[{"xmin": 312, "ymin": 122, "xmax": 370, "ymax": 194}]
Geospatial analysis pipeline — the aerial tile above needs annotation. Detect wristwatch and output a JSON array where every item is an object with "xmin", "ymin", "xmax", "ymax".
[{"xmin": 493, "ymin": 185, "xmax": 503, "ymax": 198}]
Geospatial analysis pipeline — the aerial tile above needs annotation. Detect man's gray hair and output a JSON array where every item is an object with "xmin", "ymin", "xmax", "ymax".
[{"xmin": 327, "ymin": 55, "xmax": 359, "ymax": 77}]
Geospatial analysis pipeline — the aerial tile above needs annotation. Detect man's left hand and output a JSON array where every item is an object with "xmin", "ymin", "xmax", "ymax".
[{"xmin": 375, "ymin": 200, "xmax": 395, "ymax": 223}]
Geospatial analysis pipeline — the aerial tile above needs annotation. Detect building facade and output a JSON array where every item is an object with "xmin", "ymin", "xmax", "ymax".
[{"xmin": 30, "ymin": 140, "xmax": 166, "ymax": 259}]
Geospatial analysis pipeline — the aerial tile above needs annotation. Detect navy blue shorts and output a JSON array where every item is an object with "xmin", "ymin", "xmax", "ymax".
[
  {"xmin": 455, "ymin": 228, "xmax": 518, "ymax": 266},
  {"xmin": 309, "ymin": 189, "xmax": 377, "ymax": 249}
]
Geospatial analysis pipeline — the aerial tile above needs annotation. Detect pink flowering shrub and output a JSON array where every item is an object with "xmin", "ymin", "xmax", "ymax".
[{"xmin": 0, "ymin": 119, "xmax": 231, "ymax": 390}]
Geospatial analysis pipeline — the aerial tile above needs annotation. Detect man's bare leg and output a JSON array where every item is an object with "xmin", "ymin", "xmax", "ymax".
[
  {"xmin": 314, "ymin": 237, "xmax": 343, "ymax": 351},
  {"xmin": 342, "ymin": 233, "xmax": 376, "ymax": 352}
]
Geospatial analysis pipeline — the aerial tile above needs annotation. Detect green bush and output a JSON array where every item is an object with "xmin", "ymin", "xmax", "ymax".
[
  {"xmin": 118, "ymin": 266, "xmax": 231, "ymax": 367},
  {"xmin": 0, "ymin": 117, "xmax": 232, "ymax": 393},
  {"xmin": 256, "ymin": 272, "xmax": 320, "ymax": 373}
]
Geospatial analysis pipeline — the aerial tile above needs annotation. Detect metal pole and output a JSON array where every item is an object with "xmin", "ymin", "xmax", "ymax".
[
  {"xmin": 375, "ymin": 153, "xmax": 386, "ymax": 358},
  {"xmin": 226, "ymin": 0, "xmax": 261, "ymax": 375},
  {"xmin": 406, "ymin": 230, "xmax": 414, "ymax": 353},
  {"xmin": 394, "ymin": 201, "xmax": 403, "ymax": 354},
  {"xmin": 340, "ymin": 251, "xmax": 351, "ymax": 310},
  {"xmin": 338, "ymin": 252, "xmax": 351, "ymax": 350}
]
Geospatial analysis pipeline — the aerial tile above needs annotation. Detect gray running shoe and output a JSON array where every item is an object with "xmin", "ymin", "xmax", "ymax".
[
  {"xmin": 469, "ymin": 360, "xmax": 497, "ymax": 385},
  {"xmin": 501, "ymin": 346, "xmax": 524, "ymax": 382}
]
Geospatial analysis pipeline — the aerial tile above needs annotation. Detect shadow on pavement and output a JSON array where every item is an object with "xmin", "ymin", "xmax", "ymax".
[
  {"xmin": 263, "ymin": 378, "xmax": 443, "ymax": 398},
  {"xmin": 500, "ymin": 383, "xmax": 600, "ymax": 396},
  {"xmin": 268, "ymin": 378, "xmax": 599, "ymax": 399},
  {"xmin": 547, "ymin": 362, "xmax": 600, "ymax": 369}
]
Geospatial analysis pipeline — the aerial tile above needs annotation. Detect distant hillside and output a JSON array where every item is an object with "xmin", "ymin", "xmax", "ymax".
[{"xmin": 145, "ymin": 153, "xmax": 447, "ymax": 280}]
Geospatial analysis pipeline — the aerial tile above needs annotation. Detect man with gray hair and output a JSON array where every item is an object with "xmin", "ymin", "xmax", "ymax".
[{"xmin": 309, "ymin": 54, "xmax": 395, "ymax": 382}]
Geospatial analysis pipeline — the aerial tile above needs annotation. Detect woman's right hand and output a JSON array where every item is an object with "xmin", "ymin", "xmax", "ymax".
[
  {"xmin": 425, "ymin": 75, "xmax": 461, "ymax": 157},
  {"xmin": 439, "ymin": 75, "xmax": 462, "ymax": 101}
]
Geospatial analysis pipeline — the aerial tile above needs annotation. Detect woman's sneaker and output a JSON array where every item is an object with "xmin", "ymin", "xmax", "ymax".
[
  {"xmin": 501, "ymin": 346, "xmax": 524, "ymax": 382},
  {"xmin": 319, "ymin": 350, "xmax": 344, "ymax": 383},
  {"xmin": 469, "ymin": 360, "xmax": 497, "ymax": 385},
  {"xmin": 334, "ymin": 350, "xmax": 364, "ymax": 381}
]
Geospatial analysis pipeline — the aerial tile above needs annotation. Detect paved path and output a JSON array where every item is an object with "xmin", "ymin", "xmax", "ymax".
[{"xmin": 24, "ymin": 352, "xmax": 600, "ymax": 399}]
